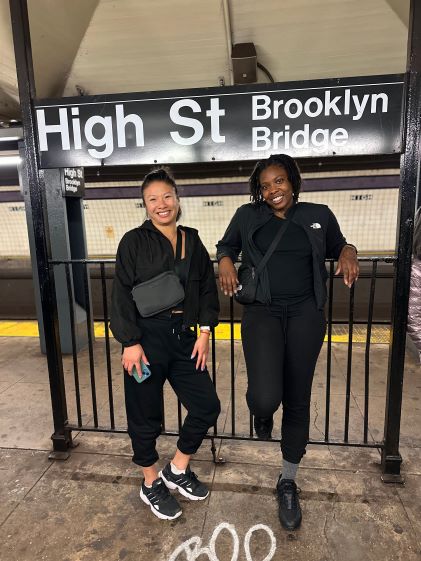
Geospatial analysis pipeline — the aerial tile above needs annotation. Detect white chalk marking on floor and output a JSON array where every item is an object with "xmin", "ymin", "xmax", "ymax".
[
  {"xmin": 167, "ymin": 522, "xmax": 275, "ymax": 561},
  {"xmin": 244, "ymin": 524, "xmax": 276, "ymax": 561}
]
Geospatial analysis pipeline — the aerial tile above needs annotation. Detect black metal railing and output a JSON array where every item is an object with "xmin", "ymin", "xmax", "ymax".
[{"xmin": 50, "ymin": 256, "xmax": 397, "ymax": 460}]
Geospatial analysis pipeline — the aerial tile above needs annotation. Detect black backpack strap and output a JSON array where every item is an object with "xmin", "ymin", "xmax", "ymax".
[{"xmin": 255, "ymin": 205, "xmax": 297, "ymax": 275}]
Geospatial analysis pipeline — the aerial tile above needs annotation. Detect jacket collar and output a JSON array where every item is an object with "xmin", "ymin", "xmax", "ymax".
[
  {"xmin": 139, "ymin": 219, "xmax": 193, "ymax": 279},
  {"xmin": 257, "ymin": 201, "xmax": 298, "ymax": 218},
  {"xmin": 251, "ymin": 201, "xmax": 298, "ymax": 229}
]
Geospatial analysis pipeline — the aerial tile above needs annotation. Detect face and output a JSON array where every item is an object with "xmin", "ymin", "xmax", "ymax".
[
  {"xmin": 143, "ymin": 181, "xmax": 180, "ymax": 226},
  {"xmin": 259, "ymin": 165, "xmax": 295, "ymax": 216}
]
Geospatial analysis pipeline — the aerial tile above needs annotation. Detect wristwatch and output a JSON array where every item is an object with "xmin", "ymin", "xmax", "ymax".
[{"xmin": 199, "ymin": 325, "xmax": 211, "ymax": 335}]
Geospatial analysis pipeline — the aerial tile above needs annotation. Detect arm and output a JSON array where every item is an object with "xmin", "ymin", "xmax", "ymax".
[
  {"xmin": 192, "ymin": 239, "xmax": 220, "ymax": 370},
  {"xmin": 325, "ymin": 208, "xmax": 359, "ymax": 287},
  {"xmin": 110, "ymin": 233, "xmax": 149, "ymax": 373},
  {"xmin": 198, "ymin": 239, "xmax": 220, "ymax": 328},
  {"xmin": 216, "ymin": 208, "xmax": 243, "ymax": 296}
]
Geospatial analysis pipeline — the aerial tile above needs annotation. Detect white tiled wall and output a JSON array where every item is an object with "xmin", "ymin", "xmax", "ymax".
[
  {"xmin": 0, "ymin": 203, "xmax": 30, "ymax": 256},
  {"xmin": 0, "ymin": 188, "xmax": 399, "ymax": 257},
  {"xmin": 299, "ymin": 188, "xmax": 399, "ymax": 254}
]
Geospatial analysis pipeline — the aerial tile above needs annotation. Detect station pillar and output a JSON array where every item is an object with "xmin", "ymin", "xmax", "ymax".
[{"xmin": 20, "ymin": 149, "xmax": 92, "ymax": 354}]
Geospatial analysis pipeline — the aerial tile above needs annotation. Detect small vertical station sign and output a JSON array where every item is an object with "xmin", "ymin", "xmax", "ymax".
[{"xmin": 61, "ymin": 167, "xmax": 85, "ymax": 197}]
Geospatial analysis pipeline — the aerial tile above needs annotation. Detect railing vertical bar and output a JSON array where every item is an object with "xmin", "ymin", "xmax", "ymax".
[
  {"xmin": 230, "ymin": 297, "xmax": 236, "ymax": 435},
  {"xmin": 344, "ymin": 283, "xmax": 355, "ymax": 442},
  {"xmin": 83, "ymin": 262, "xmax": 98, "ymax": 427},
  {"xmin": 100, "ymin": 263, "xmax": 115, "ymax": 429},
  {"xmin": 65, "ymin": 262, "xmax": 82, "ymax": 426},
  {"xmin": 211, "ymin": 327, "xmax": 218, "ymax": 436},
  {"xmin": 364, "ymin": 260, "xmax": 377, "ymax": 443},
  {"xmin": 324, "ymin": 260, "xmax": 334, "ymax": 441}
]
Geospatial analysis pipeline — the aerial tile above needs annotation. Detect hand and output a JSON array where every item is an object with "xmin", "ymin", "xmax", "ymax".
[
  {"xmin": 218, "ymin": 256, "xmax": 239, "ymax": 297},
  {"xmin": 191, "ymin": 333, "xmax": 210, "ymax": 371},
  {"xmin": 335, "ymin": 246, "xmax": 359, "ymax": 287},
  {"xmin": 121, "ymin": 343, "xmax": 149, "ymax": 377}
]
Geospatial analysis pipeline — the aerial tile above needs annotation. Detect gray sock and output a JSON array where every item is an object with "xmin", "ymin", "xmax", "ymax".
[{"xmin": 280, "ymin": 459, "xmax": 299, "ymax": 481}]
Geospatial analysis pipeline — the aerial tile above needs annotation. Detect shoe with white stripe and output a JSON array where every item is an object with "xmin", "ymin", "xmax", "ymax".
[
  {"xmin": 139, "ymin": 477, "xmax": 182, "ymax": 520},
  {"xmin": 160, "ymin": 463, "xmax": 209, "ymax": 500}
]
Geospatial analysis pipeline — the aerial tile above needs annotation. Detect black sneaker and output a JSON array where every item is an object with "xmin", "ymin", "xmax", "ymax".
[
  {"xmin": 276, "ymin": 476, "xmax": 302, "ymax": 530},
  {"xmin": 254, "ymin": 416, "xmax": 274, "ymax": 440},
  {"xmin": 160, "ymin": 463, "xmax": 209, "ymax": 500},
  {"xmin": 139, "ymin": 477, "xmax": 182, "ymax": 520}
]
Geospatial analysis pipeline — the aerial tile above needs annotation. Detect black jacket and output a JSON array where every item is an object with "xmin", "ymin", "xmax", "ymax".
[
  {"xmin": 216, "ymin": 201, "xmax": 348, "ymax": 310},
  {"xmin": 110, "ymin": 221, "xmax": 219, "ymax": 347}
]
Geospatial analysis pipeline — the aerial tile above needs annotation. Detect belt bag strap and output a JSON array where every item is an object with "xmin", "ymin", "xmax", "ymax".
[
  {"xmin": 255, "ymin": 205, "xmax": 296, "ymax": 274},
  {"xmin": 175, "ymin": 228, "xmax": 182, "ymax": 260}
]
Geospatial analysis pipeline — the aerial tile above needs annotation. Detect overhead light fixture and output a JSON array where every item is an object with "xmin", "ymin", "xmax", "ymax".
[
  {"xmin": 0, "ymin": 155, "xmax": 21, "ymax": 166},
  {"xmin": 0, "ymin": 136, "xmax": 20, "ymax": 142}
]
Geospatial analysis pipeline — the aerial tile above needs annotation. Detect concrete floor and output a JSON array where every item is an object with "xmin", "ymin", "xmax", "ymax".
[{"xmin": 0, "ymin": 336, "xmax": 420, "ymax": 561}]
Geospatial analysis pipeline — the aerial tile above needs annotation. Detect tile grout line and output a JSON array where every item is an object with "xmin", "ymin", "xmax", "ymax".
[
  {"xmin": 0, "ymin": 458, "xmax": 55, "ymax": 530},
  {"xmin": 394, "ymin": 478, "xmax": 421, "ymax": 548},
  {"xmin": 0, "ymin": 378, "xmax": 25, "ymax": 395}
]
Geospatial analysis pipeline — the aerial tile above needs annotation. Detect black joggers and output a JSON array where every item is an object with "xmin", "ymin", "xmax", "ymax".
[
  {"xmin": 124, "ymin": 314, "xmax": 221, "ymax": 467},
  {"xmin": 241, "ymin": 298, "xmax": 326, "ymax": 464}
]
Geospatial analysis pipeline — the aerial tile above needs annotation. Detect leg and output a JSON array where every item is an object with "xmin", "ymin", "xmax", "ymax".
[
  {"xmin": 241, "ymin": 306, "xmax": 286, "ymax": 418},
  {"xmin": 171, "ymin": 448, "xmax": 191, "ymax": 471},
  {"xmin": 281, "ymin": 299, "xmax": 326, "ymax": 464},
  {"xmin": 276, "ymin": 300, "xmax": 326, "ymax": 530},
  {"xmin": 124, "ymin": 365, "xmax": 166, "ymax": 469},
  {"xmin": 125, "ymin": 369, "xmax": 183, "ymax": 520},
  {"xmin": 160, "ymin": 324, "xmax": 220, "ymax": 500},
  {"xmin": 167, "ymin": 326, "xmax": 221, "ymax": 457}
]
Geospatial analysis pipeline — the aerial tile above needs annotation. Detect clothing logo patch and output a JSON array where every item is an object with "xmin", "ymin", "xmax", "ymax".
[{"xmin": 310, "ymin": 222, "xmax": 321, "ymax": 229}]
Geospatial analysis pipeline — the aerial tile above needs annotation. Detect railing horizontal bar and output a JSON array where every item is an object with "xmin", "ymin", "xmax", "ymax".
[
  {"xmin": 50, "ymin": 256, "xmax": 397, "ymax": 265},
  {"xmin": 66, "ymin": 424, "xmax": 383, "ymax": 449}
]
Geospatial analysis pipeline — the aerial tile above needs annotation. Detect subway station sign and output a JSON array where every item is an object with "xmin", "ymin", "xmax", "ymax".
[{"xmin": 34, "ymin": 74, "xmax": 404, "ymax": 168}]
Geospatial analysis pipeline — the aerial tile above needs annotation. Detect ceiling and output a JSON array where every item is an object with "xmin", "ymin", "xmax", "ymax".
[{"xmin": 0, "ymin": 0, "xmax": 411, "ymax": 121}]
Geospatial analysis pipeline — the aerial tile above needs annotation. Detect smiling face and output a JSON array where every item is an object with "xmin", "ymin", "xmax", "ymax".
[
  {"xmin": 259, "ymin": 164, "xmax": 295, "ymax": 217},
  {"xmin": 143, "ymin": 180, "xmax": 180, "ymax": 227}
]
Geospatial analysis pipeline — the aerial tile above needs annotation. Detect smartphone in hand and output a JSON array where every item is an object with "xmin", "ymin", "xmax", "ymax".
[{"xmin": 132, "ymin": 361, "xmax": 152, "ymax": 383}]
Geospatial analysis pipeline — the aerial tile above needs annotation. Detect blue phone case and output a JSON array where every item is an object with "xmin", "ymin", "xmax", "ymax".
[{"xmin": 132, "ymin": 361, "xmax": 152, "ymax": 383}]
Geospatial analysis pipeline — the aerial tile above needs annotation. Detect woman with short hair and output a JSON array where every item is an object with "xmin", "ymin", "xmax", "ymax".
[{"xmin": 217, "ymin": 154, "xmax": 359, "ymax": 530}]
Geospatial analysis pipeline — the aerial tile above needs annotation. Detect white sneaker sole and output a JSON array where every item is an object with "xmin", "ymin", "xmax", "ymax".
[
  {"xmin": 159, "ymin": 470, "xmax": 209, "ymax": 501},
  {"xmin": 139, "ymin": 487, "xmax": 182, "ymax": 520}
]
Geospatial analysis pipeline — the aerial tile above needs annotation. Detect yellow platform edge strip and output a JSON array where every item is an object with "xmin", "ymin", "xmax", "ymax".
[{"xmin": 0, "ymin": 320, "xmax": 390, "ymax": 344}]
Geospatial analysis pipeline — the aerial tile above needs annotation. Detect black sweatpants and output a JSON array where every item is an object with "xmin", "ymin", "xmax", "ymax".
[
  {"xmin": 124, "ymin": 314, "xmax": 221, "ymax": 467},
  {"xmin": 241, "ymin": 298, "xmax": 326, "ymax": 464}
]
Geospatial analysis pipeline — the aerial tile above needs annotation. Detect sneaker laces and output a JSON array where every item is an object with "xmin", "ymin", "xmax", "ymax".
[
  {"xmin": 184, "ymin": 468, "xmax": 200, "ymax": 488},
  {"xmin": 148, "ymin": 479, "xmax": 172, "ymax": 504},
  {"xmin": 279, "ymin": 481, "xmax": 300, "ymax": 510}
]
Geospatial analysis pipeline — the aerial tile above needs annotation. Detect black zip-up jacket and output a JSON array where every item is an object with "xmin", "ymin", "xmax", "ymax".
[
  {"xmin": 110, "ymin": 221, "xmax": 219, "ymax": 347},
  {"xmin": 216, "ymin": 201, "xmax": 349, "ymax": 310}
]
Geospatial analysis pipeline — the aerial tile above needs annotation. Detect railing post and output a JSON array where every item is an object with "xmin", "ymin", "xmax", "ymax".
[
  {"xmin": 381, "ymin": 0, "xmax": 421, "ymax": 481},
  {"xmin": 9, "ymin": 0, "xmax": 72, "ymax": 458}
]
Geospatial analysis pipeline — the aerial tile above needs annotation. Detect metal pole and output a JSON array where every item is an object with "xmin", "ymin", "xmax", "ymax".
[
  {"xmin": 382, "ymin": 0, "xmax": 421, "ymax": 481},
  {"xmin": 9, "ymin": 0, "xmax": 72, "ymax": 457}
]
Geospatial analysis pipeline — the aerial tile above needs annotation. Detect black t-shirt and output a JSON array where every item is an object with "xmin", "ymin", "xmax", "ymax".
[
  {"xmin": 254, "ymin": 216, "xmax": 314, "ymax": 304},
  {"xmin": 173, "ymin": 252, "xmax": 188, "ymax": 311}
]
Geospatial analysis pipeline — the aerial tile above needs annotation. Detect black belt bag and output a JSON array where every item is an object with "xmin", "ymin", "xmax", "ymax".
[
  {"xmin": 235, "ymin": 207, "xmax": 296, "ymax": 305},
  {"xmin": 131, "ymin": 230, "xmax": 185, "ymax": 317}
]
